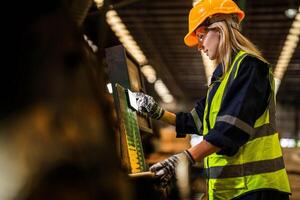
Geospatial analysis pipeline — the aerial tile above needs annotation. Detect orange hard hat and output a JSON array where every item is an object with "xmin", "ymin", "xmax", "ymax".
[{"xmin": 184, "ymin": 0, "xmax": 245, "ymax": 47}]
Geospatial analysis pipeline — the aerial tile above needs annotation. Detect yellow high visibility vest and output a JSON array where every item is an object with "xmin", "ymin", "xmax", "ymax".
[{"xmin": 202, "ymin": 51, "xmax": 291, "ymax": 200}]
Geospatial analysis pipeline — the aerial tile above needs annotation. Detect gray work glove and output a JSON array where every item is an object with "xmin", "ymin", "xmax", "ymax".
[
  {"xmin": 149, "ymin": 150, "xmax": 195, "ymax": 187},
  {"xmin": 135, "ymin": 92, "xmax": 164, "ymax": 119}
]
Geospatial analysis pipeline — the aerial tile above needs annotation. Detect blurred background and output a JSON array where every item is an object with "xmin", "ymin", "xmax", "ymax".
[{"xmin": 1, "ymin": 0, "xmax": 299, "ymax": 199}]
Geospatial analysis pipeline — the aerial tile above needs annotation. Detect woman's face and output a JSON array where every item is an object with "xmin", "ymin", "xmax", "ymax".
[{"xmin": 196, "ymin": 26, "xmax": 220, "ymax": 60}]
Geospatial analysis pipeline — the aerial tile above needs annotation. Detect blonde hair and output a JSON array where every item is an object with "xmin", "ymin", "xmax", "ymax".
[{"xmin": 207, "ymin": 14, "xmax": 269, "ymax": 75}]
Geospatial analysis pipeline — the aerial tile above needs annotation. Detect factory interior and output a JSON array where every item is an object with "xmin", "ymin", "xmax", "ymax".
[{"xmin": 1, "ymin": 0, "xmax": 300, "ymax": 199}]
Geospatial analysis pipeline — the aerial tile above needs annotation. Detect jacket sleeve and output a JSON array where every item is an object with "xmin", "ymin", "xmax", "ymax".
[
  {"xmin": 175, "ymin": 96, "xmax": 206, "ymax": 138},
  {"xmin": 204, "ymin": 56, "xmax": 271, "ymax": 156}
]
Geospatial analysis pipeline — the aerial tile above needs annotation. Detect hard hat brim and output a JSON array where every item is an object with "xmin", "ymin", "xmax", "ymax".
[{"xmin": 184, "ymin": 29, "xmax": 201, "ymax": 47}]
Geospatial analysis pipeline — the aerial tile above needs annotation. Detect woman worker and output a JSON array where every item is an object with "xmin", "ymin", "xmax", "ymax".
[{"xmin": 135, "ymin": 0, "xmax": 291, "ymax": 199}]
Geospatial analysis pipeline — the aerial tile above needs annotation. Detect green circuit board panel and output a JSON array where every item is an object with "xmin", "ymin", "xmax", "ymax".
[{"xmin": 115, "ymin": 84, "xmax": 147, "ymax": 173}]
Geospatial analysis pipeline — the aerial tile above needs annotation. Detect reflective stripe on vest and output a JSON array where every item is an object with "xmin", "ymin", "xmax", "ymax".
[
  {"xmin": 216, "ymin": 115, "xmax": 276, "ymax": 140},
  {"xmin": 191, "ymin": 108, "xmax": 202, "ymax": 133},
  {"xmin": 207, "ymin": 156, "xmax": 285, "ymax": 179},
  {"xmin": 202, "ymin": 51, "xmax": 291, "ymax": 200},
  {"xmin": 203, "ymin": 52, "xmax": 247, "ymax": 134}
]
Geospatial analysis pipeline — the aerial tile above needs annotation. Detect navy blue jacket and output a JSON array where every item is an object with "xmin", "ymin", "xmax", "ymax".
[{"xmin": 176, "ymin": 55, "xmax": 271, "ymax": 156}]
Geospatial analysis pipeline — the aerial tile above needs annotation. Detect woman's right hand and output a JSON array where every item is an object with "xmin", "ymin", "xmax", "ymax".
[{"xmin": 134, "ymin": 92, "xmax": 164, "ymax": 119}]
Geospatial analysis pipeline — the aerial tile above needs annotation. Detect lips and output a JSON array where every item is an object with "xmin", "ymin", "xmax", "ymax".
[{"xmin": 204, "ymin": 50, "xmax": 208, "ymax": 56}]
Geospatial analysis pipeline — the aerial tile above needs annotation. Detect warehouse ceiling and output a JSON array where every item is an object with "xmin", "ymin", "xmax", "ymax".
[{"xmin": 105, "ymin": 0, "xmax": 300, "ymax": 110}]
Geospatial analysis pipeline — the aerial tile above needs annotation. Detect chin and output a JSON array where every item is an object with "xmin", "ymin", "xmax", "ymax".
[{"xmin": 208, "ymin": 56, "xmax": 216, "ymax": 60}]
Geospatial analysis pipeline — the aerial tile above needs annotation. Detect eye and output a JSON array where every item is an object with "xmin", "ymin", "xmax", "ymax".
[{"xmin": 198, "ymin": 34, "xmax": 205, "ymax": 42}]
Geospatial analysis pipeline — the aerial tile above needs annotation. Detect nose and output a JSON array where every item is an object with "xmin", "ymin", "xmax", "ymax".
[
  {"xmin": 197, "ymin": 43, "xmax": 203, "ymax": 52},
  {"xmin": 197, "ymin": 43, "xmax": 206, "ymax": 52}
]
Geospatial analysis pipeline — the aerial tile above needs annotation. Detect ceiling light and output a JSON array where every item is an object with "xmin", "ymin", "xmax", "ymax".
[
  {"xmin": 154, "ymin": 79, "xmax": 174, "ymax": 103},
  {"xmin": 280, "ymin": 138, "xmax": 296, "ymax": 148},
  {"xmin": 162, "ymin": 94, "xmax": 174, "ymax": 103},
  {"xmin": 83, "ymin": 34, "xmax": 98, "ymax": 52},
  {"xmin": 274, "ymin": 78, "xmax": 281, "ymax": 95},
  {"xmin": 94, "ymin": 0, "xmax": 104, "ymax": 8},
  {"xmin": 285, "ymin": 8, "xmax": 297, "ymax": 19},
  {"xmin": 106, "ymin": 9, "xmax": 175, "ymax": 103},
  {"xmin": 106, "ymin": 9, "xmax": 147, "ymax": 65},
  {"xmin": 141, "ymin": 65, "xmax": 157, "ymax": 83},
  {"xmin": 274, "ymin": 6, "xmax": 300, "ymax": 84},
  {"xmin": 296, "ymin": 13, "xmax": 300, "ymax": 21},
  {"xmin": 106, "ymin": 83, "xmax": 113, "ymax": 94},
  {"xmin": 292, "ymin": 20, "xmax": 300, "ymax": 28},
  {"xmin": 154, "ymin": 80, "xmax": 170, "ymax": 95},
  {"xmin": 289, "ymin": 27, "xmax": 300, "ymax": 35}
]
